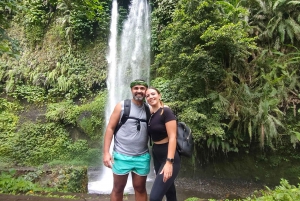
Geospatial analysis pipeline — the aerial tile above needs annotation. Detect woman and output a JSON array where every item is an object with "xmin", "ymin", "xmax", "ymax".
[{"xmin": 146, "ymin": 87, "xmax": 180, "ymax": 201}]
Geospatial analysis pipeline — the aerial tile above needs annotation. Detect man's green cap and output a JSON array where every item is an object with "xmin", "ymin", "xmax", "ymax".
[{"xmin": 130, "ymin": 79, "xmax": 148, "ymax": 88}]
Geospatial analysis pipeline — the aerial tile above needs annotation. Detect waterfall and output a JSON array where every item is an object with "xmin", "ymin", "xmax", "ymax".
[
  {"xmin": 108, "ymin": 0, "xmax": 151, "ymax": 103},
  {"xmin": 88, "ymin": 0, "xmax": 151, "ymax": 194}
]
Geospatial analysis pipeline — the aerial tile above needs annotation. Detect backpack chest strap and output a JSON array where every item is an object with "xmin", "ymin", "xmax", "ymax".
[{"xmin": 127, "ymin": 116, "xmax": 147, "ymax": 122}]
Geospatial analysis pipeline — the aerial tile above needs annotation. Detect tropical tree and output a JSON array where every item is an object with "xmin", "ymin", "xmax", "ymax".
[
  {"xmin": 249, "ymin": 0, "xmax": 300, "ymax": 50},
  {"xmin": 216, "ymin": 0, "xmax": 249, "ymax": 24},
  {"xmin": 152, "ymin": 0, "xmax": 257, "ymax": 153}
]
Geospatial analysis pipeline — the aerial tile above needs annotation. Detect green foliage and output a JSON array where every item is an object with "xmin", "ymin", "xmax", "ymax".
[
  {"xmin": 250, "ymin": 0, "xmax": 300, "ymax": 49},
  {"xmin": 46, "ymin": 100, "xmax": 80, "ymax": 124},
  {"xmin": 151, "ymin": 0, "xmax": 178, "ymax": 53},
  {"xmin": 150, "ymin": 77, "xmax": 176, "ymax": 102},
  {"xmin": 185, "ymin": 197, "xmax": 201, "ymax": 201},
  {"xmin": 201, "ymin": 22, "xmax": 257, "ymax": 70},
  {"xmin": 3, "ymin": 44, "xmax": 107, "ymax": 101},
  {"xmin": 56, "ymin": 0, "xmax": 110, "ymax": 43},
  {"xmin": 47, "ymin": 148, "xmax": 101, "ymax": 167},
  {"xmin": 76, "ymin": 93, "xmax": 106, "ymax": 140},
  {"xmin": 207, "ymin": 179, "xmax": 300, "ymax": 201},
  {"xmin": 21, "ymin": 0, "xmax": 52, "ymax": 46},
  {"xmin": 0, "ymin": 167, "xmax": 88, "ymax": 194},
  {"xmin": 45, "ymin": 52, "xmax": 106, "ymax": 99},
  {"xmin": 0, "ymin": 169, "xmax": 46, "ymax": 194},
  {"xmin": 0, "ymin": 98, "xmax": 20, "ymax": 160},
  {"xmin": 11, "ymin": 85, "xmax": 47, "ymax": 103},
  {"xmin": 151, "ymin": 0, "xmax": 300, "ymax": 155},
  {"xmin": 11, "ymin": 122, "xmax": 91, "ymax": 166},
  {"xmin": 18, "ymin": 0, "xmax": 110, "ymax": 46},
  {"xmin": 1, "ymin": 0, "xmax": 300, "ymax": 189},
  {"xmin": 0, "ymin": 92, "xmax": 105, "ymax": 167},
  {"xmin": 0, "ymin": 0, "xmax": 20, "ymax": 57},
  {"xmin": 1, "ymin": 0, "xmax": 108, "ymax": 102},
  {"xmin": 46, "ymin": 92, "xmax": 106, "ymax": 140},
  {"xmin": 51, "ymin": 166, "xmax": 88, "ymax": 193},
  {"xmin": 245, "ymin": 179, "xmax": 300, "ymax": 201},
  {"xmin": 152, "ymin": 0, "xmax": 258, "ymax": 153},
  {"xmin": 12, "ymin": 122, "xmax": 70, "ymax": 165}
]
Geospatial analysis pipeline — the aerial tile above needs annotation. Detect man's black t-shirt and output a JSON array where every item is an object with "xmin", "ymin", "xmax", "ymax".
[{"xmin": 148, "ymin": 107, "xmax": 176, "ymax": 142}]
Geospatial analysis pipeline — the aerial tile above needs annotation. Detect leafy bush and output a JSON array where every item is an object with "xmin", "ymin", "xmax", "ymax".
[
  {"xmin": 0, "ymin": 98, "xmax": 20, "ymax": 160},
  {"xmin": 54, "ymin": 166, "xmax": 88, "ymax": 193},
  {"xmin": 22, "ymin": 0, "xmax": 52, "ymax": 46},
  {"xmin": 0, "ymin": 167, "xmax": 88, "ymax": 194},
  {"xmin": 0, "ymin": 169, "xmax": 47, "ymax": 194},
  {"xmin": 43, "ymin": 52, "xmax": 107, "ymax": 100},
  {"xmin": 45, "ymin": 92, "xmax": 106, "ymax": 140},
  {"xmin": 11, "ymin": 85, "xmax": 47, "ymax": 103},
  {"xmin": 12, "ymin": 123, "xmax": 69, "ymax": 165},
  {"xmin": 245, "ymin": 179, "xmax": 300, "ymax": 201},
  {"xmin": 12, "ymin": 122, "xmax": 88, "ymax": 166},
  {"xmin": 185, "ymin": 198, "xmax": 202, "ymax": 201},
  {"xmin": 207, "ymin": 179, "xmax": 300, "ymax": 201},
  {"xmin": 46, "ymin": 100, "xmax": 79, "ymax": 124},
  {"xmin": 76, "ymin": 92, "xmax": 106, "ymax": 140}
]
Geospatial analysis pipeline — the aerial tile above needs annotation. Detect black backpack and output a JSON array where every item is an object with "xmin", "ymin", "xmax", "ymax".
[
  {"xmin": 162, "ymin": 111, "xmax": 194, "ymax": 157},
  {"xmin": 176, "ymin": 121, "xmax": 194, "ymax": 157},
  {"xmin": 114, "ymin": 99, "xmax": 151, "ymax": 135}
]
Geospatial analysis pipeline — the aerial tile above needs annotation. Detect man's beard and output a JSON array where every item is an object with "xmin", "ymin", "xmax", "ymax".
[{"xmin": 133, "ymin": 95, "xmax": 144, "ymax": 101}]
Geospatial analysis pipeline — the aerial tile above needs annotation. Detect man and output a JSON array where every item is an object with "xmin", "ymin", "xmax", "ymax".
[{"xmin": 103, "ymin": 79, "xmax": 151, "ymax": 201}]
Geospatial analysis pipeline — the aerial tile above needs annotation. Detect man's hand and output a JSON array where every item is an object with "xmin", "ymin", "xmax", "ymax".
[{"xmin": 103, "ymin": 152, "xmax": 113, "ymax": 168}]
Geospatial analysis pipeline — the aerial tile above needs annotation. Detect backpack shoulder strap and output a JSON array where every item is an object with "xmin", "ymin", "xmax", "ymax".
[
  {"xmin": 114, "ymin": 99, "xmax": 131, "ymax": 135},
  {"xmin": 120, "ymin": 99, "xmax": 131, "ymax": 124}
]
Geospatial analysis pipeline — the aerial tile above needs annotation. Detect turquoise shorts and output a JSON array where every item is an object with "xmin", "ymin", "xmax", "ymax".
[{"xmin": 112, "ymin": 151, "xmax": 151, "ymax": 176}]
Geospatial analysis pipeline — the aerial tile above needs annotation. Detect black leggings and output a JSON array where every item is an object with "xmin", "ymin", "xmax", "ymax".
[{"xmin": 150, "ymin": 142, "xmax": 180, "ymax": 201}]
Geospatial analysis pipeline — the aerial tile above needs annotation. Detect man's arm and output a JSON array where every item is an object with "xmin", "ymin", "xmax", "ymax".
[{"xmin": 103, "ymin": 102, "xmax": 122, "ymax": 168}]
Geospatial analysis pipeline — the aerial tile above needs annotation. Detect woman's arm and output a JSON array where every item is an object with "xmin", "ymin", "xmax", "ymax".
[
  {"xmin": 165, "ymin": 120, "xmax": 177, "ymax": 160},
  {"xmin": 160, "ymin": 119, "xmax": 177, "ymax": 182}
]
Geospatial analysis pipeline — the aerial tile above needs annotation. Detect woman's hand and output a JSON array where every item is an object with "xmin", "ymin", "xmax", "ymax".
[{"xmin": 160, "ymin": 162, "xmax": 173, "ymax": 182}]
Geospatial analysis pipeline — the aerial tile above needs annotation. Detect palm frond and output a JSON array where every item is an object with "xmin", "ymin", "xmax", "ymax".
[
  {"xmin": 286, "ymin": 17, "xmax": 300, "ymax": 40},
  {"xmin": 248, "ymin": 121, "xmax": 252, "ymax": 140},
  {"xmin": 267, "ymin": 116, "xmax": 277, "ymax": 138},
  {"xmin": 268, "ymin": 12, "xmax": 282, "ymax": 36},
  {"xmin": 260, "ymin": 124, "xmax": 265, "ymax": 147},
  {"xmin": 288, "ymin": 1, "xmax": 300, "ymax": 6},
  {"xmin": 274, "ymin": 37, "xmax": 280, "ymax": 50},
  {"xmin": 286, "ymin": 25, "xmax": 295, "ymax": 43},
  {"xmin": 255, "ymin": 0, "xmax": 267, "ymax": 13},
  {"xmin": 278, "ymin": 21, "xmax": 286, "ymax": 42}
]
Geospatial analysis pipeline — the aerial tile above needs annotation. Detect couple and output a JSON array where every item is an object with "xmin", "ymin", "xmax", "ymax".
[{"xmin": 103, "ymin": 79, "xmax": 181, "ymax": 201}]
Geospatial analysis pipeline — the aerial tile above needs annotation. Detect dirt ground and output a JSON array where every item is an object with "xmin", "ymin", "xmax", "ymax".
[
  {"xmin": 0, "ymin": 193, "xmax": 111, "ymax": 201},
  {"xmin": 0, "ymin": 193, "xmax": 209, "ymax": 201},
  {"xmin": 0, "ymin": 194, "xmax": 208, "ymax": 201},
  {"xmin": 0, "ymin": 177, "xmax": 265, "ymax": 201},
  {"xmin": 0, "ymin": 193, "xmax": 109, "ymax": 201}
]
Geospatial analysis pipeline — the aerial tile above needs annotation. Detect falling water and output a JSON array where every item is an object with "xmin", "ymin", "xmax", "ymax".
[
  {"xmin": 88, "ymin": 0, "xmax": 151, "ymax": 194},
  {"xmin": 107, "ymin": 0, "xmax": 151, "ymax": 106}
]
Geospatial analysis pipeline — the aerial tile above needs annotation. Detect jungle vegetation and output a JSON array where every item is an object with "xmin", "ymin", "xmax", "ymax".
[{"xmin": 1, "ymin": 0, "xmax": 300, "ymax": 186}]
